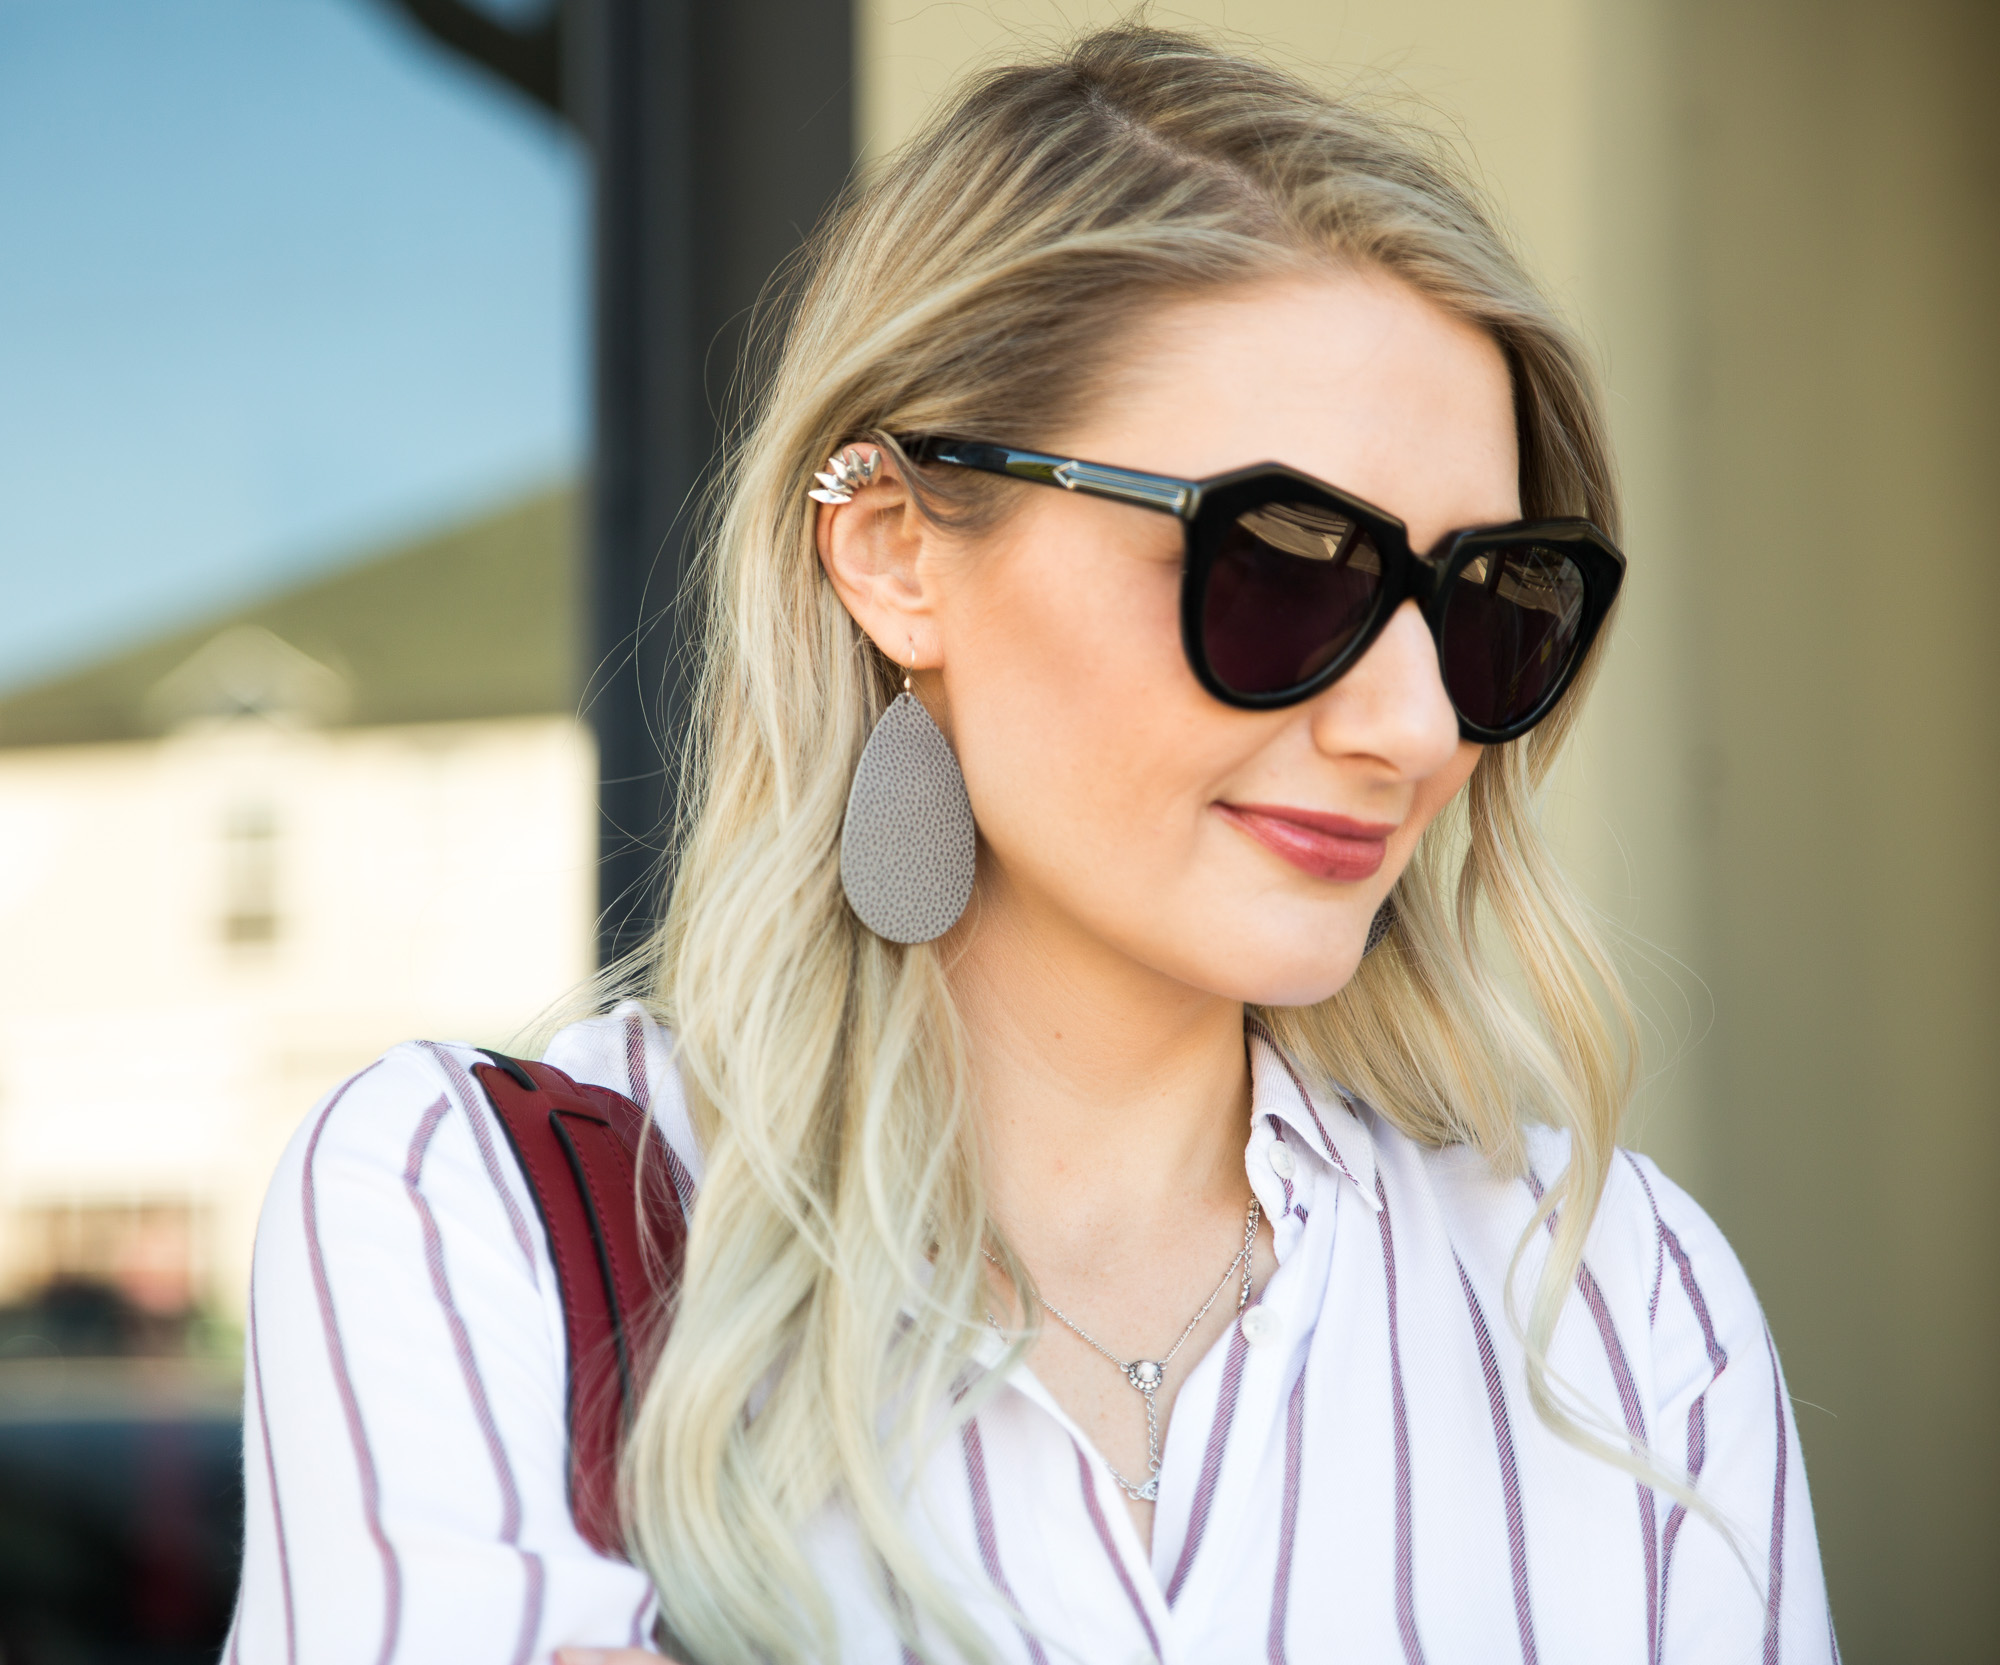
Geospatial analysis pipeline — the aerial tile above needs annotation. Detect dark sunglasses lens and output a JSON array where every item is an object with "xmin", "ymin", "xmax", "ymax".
[
  {"xmin": 1201, "ymin": 501, "xmax": 1385, "ymax": 697},
  {"xmin": 1439, "ymin": 543, "xmax": 1588, "ymax": 732}
]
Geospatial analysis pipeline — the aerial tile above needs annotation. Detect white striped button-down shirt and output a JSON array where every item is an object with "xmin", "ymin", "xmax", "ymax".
[{"xmin": 228, "ymin": 1005, "xmax": 1836, "ymax": 1664}]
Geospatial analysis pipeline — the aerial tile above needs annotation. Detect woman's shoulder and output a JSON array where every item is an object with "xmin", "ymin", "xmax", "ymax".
[
  {"xmin": 240, "ymin": 1029, "xmax": 660, "ymax": 1656},
  {"xmin": 273, "ymin": 1000, "xmax": 691, "ymax": 1180},
  {"xmin": 253, "ymin": 1008, "xmax": 682, "ymax": 1361},
  {"xmin": 1555, "ymin": 1134, "xmax": 1769, "ymax": 1362},
  {"xmin": 246, "ymin": 1010, "xmax": 665, "ymax": 1420},
  {"xmin": 257, "ymin": 1035, "xmax": 553, "ymax": 1288},
  {"xmin": 1375, "ymin": 1114, "xmax": 1770, "ymax": 1374},
  {"xmin": 1593, "ymin": 1145, "xmax": 1775, "ymax": 1395},
  {"xmin": 272, "ymin": 1035, "xmax": 508, "ymax": 1185}
]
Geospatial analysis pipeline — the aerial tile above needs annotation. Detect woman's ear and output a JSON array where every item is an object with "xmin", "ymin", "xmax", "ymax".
[{"xmin": 814, "ymin": 448, "xmax": 943, "ymax": 670}]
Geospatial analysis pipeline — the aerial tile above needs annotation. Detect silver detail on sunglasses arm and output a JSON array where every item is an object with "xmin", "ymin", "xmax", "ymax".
[{"xmin": 1051, "ymin": 459, "xmax": 1194, "ymax": 517}]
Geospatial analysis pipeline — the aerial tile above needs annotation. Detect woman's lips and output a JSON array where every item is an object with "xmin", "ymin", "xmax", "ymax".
[{"xmin": 1214, "ymin": 802, "xmax": 1396, "ymax": 882}]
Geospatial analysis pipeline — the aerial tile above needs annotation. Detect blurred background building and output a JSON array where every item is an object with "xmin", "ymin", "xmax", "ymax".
[
  {"xmin": 0, "ymin": 491, "xmax": 591, "ymax": 1328},
  {"xmin": 0, "ymin": 1, "xmax": 1992, "ymax": 1660}
]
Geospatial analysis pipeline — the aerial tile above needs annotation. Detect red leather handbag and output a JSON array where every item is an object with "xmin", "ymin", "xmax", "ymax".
[{"xmin": 470, "ymin": 1050, "xmax": 688, "ymax": 1560}]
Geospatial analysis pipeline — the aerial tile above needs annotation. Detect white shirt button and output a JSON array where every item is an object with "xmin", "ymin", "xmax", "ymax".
[
  {"xmin": 1240, "ymin": 1306, "xmax": 1282, "ymax": 1347},
  {"xmin": 1267, "ymin": 1142, "xmax": 1297, "ymax": 1180}
]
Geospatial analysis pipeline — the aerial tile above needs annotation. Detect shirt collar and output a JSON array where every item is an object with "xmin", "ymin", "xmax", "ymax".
[{"xmin": 1247, "ymin": 1021, "xmax": 1380, "ymax": 1212}]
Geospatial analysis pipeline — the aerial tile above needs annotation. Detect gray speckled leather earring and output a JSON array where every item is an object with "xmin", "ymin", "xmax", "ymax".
[
  {"xmin": 839, "ymin": 660, "xmax": 976, "ymax": 944},
  {"xmin": 1363, "ymin": 896, "xmax": 1397, "ymax": 956}
]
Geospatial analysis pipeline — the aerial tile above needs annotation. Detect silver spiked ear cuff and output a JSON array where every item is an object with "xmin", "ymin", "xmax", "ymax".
[{"xmin": 808, "ymin": 446, "xmax": 881, "ymax": 505}]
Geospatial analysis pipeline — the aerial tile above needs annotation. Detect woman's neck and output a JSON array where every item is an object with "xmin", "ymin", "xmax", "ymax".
[{"xmin": 947, "ymin": 889, "xmax": 1253, "ymax": 1251}]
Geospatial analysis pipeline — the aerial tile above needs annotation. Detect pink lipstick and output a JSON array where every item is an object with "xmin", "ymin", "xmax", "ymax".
[{"xmin": 1214, "ymin": 802, "xmax": 1396, "ymax": 883}]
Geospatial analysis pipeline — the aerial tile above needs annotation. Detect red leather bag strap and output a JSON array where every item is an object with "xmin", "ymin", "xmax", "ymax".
[{"xmin": 470, "ymin": 1049, "xmax": 687, "ymax": 1559}]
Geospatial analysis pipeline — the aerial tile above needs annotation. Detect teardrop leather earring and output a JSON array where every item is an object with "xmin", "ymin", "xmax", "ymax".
[{"xmin": 839, "ymin": 651, "xmax": 976, "ymax": 944}]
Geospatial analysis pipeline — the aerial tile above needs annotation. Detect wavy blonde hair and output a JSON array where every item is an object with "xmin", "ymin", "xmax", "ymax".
[{"xmin": 620, "ymin": 27, "xmax": 1648, "ymax": 1663}]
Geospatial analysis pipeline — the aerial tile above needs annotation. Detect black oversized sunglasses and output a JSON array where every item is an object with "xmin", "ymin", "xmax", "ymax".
[{"xmin": 903, "ymin": 436, "xmax": 1625, "ymax": 743}]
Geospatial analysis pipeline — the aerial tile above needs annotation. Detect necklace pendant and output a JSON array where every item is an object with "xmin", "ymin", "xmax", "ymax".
[
  {"xmin": 1126, "ymin": 1359, "xmax": 1163, "ymax": 1391},
  {"xmin": 1132, "ymin": 1475, "xmax": 1159, "ymax": 1503}
]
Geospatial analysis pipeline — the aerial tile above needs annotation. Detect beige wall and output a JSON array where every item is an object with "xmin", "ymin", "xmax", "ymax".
[
  {"xmin": 858, "ymin": 4, "xmax": 1998, "ymax": 1656},
  {"xmin": 1684, "ymin": 2, "xmax": 2000, "ymax": 1656}
]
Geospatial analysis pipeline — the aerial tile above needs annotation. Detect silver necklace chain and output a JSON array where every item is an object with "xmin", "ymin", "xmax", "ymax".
[{"xmin": 985, "ymin": 1197, "xmax": 1261, "ymax": 1504}]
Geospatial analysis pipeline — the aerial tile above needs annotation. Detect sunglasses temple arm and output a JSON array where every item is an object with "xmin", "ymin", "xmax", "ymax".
[{"xmin": 908, "ymin": 438, "xmax": 1199, "ymax": 519}]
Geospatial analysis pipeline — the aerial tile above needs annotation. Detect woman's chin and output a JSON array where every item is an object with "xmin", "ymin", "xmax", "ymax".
[
  {"xmin": 1179, "ymin": 938, "xmax": 1370, "ymax": 1010},
  {"xmin": 1235, "ymin": 967, "xmax": 1364, "ymax": 1010}
]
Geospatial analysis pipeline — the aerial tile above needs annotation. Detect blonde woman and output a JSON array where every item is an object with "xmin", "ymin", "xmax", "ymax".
[{"xmin": 227, "ymin": 28, "xmax": 1835, "ymax": 1665}]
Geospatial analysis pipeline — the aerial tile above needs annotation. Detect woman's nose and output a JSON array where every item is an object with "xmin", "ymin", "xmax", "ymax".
[{"xmin": 1305, "ymin": 600, "xmax": 1461, "ymax": 777}]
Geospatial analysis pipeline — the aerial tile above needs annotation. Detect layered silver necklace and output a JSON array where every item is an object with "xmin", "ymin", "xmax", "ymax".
[{"xmin": 986, "ymin": 1197, "xmax": 1261, "ymax": 1503}]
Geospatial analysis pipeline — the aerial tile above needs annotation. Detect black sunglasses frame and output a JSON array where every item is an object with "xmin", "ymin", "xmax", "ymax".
[{"xmin": 903, "ymin": 436, "xmax": 1626, "ymax": 743}]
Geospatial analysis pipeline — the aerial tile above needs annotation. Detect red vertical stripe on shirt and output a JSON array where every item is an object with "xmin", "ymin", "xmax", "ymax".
[
  {"xmin": 627, "ymin": 1588, "xmax": 654, "ymax": 1650},
  {"xmin": 1375, "ymin": 1175, "xmax": 1428, "ymax": 1665},
  {"xmin": 622, "ymin": 1013, "xmax": 651, "ymax": 1111},
  {"xmin": 1071, "ymin": 1442, "xmax": 1162, "ymax": 1662},
  {"xmin": 962, "ymin": 1416, "xmax": 1052, "ymax": 1665},
  {"xmin": 1455, "ymin": 1255, "xmax": 1538, "ymax": 1665},
  {"xmin": 1264, "ymin": 1364, "xmax": 1307, "ymax": 1665},
  {"xmin": 1575, "ymin": 1264, "xmax": 1660, "ymax": 1665},
  {"xmin": 1529, "ymin": 1170, "xmax": 1661, "ymax": 1665},
  {"xmin": 622, "ymin": 1013, "xmax": 695, "ymax": 1214},
  {"xmin": 403, "ymin": 1093, "xmax": 547, "ymax": 1665},
  {"xmin": 1625, "ymin": 1155, "xmax": 1730, "ymax": 1647},
  {"xmin": 247, "ymin": 1270, "xmax": 297, "ymax": 1665},
  {"xmin": 301, "ymin": 1066, "xmax": 402, "ymax": 1665},
  {"xmin": 418, "ymin": 1042, "xmax": 539, "ymax": 1279},
  {"xmin": 1164, "ymin": 1321, "xmax": 1250, "ymax": 1605},
  {"xmin": 1763, "ymin": 1326, "xmax": 1788, "ymax": 1664}
]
